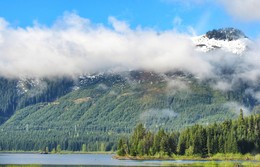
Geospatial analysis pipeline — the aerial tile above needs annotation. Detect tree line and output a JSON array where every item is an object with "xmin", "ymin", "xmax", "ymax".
[{"xmin": 117, "ymin": 110, "xmax": 260, "ymax": 157}]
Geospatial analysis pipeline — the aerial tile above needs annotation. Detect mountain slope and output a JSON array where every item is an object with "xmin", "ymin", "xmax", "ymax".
[
  {"xmin": 0, "ymin": 77, "xmax": 74, "ymax": 124},
  {"xmin": 0, "ymin": 28, "xmax": 260, "ymax": 151},
  {"xmin": 0, "ymin": 71, "xmax": 259, "ymax": 151}
]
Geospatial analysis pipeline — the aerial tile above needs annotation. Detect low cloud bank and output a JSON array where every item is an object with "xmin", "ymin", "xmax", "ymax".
[
  {"xmin": 0, "ymin": 13, "xmax": 199, "ymax": 78},
  {"xmin": 0, "ymin": 13, "xmax": 259, "ymax": 92}
]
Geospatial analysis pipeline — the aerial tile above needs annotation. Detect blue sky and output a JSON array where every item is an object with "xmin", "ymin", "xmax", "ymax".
[{"xmin": 0, "ymin": 0, "xmax": 260, "ymax": 38}]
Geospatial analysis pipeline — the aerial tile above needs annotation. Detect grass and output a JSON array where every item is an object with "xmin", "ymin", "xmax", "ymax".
[
  {"xmin": 163, "ymin": 161, "xmax": 260, "ymax": 167},
  {"xmin": 208, "ymin": 153, "xmax": 260, "ymax": 161},
  {"xmin": 162, "ymin": 161, "xmax": 260, "ymax": 167},
  {"xmin": 115, "ymin": 153, "xmax": 260, "ymax": 161}
]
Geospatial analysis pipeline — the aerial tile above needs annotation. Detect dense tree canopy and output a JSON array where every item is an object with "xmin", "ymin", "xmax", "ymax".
[{"xmin": 118, "ymin": 112, "xmax": 260, "ymax": 157}]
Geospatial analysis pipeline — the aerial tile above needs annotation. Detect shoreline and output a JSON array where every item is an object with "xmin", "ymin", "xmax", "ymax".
[
  {"xmin": 113, "ymin": 154, "xmax": 260, "ymax": 161},
  {"xmin": 0, "ymin": 151, "xmax": 115, "ymax": 154},
  {"xmin": 1, "ymin": 151, "xmax": 260, "ymax": 161}
]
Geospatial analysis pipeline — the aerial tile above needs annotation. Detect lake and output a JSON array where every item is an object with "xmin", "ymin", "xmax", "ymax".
[{"xmin": 0, "ymin": 153, "xmax": 259, "ymax": 167}]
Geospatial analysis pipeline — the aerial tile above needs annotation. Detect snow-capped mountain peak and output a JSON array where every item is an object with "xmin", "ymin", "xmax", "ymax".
[{"xmin": 192, "ymin": 28, "xmax": 250, "ymax": 54}]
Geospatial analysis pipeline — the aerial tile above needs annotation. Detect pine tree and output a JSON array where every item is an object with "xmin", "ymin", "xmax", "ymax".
[
  {"xmin": 130, "ymin": 123, "xmax": 146, "ymax": 156},
  {"xmin": 137, "ymin": 139, "xmax": 145, "ymax": 156},
  {"xmin": 144, "ymin": 131, "xmax": 154, "ymax": 155},
  {"xmin": 82, "ymin": 144, "xmax": 87, "ymax": 152},
  {"xmin": 117, "ymin": 138, "xmax": 126, "ymax": 156},
  {"xmin": 168, "ymin": 132, "xmax": 178, "ymax": 155},
  {"xmin": 56, "ymin": 144, "xmax": 61, "ymax": 153},
  {"xmin": 177, "ymin": 131, "xmax": 187, "ymax": 155}
]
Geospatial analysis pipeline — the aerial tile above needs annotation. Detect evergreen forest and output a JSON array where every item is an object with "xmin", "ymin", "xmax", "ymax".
[
  {"xmin": 0, "ymin": 71, "xmax": 260, "ymax": 152},
  {"xmin": 117, "ymin": 110, "xmax": 260, "ymax": 158}
]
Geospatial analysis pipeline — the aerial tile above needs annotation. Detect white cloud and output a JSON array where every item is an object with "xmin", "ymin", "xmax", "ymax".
[
  {"xmin": 140, "ymin": 108, "xmax": 178, "ymax": 122},
  {"xmin": 173, "ymin": 16, "xmax": 182, "ymax": 26},
  {"xmin": 219, "ymin": 0, "xmax": 260, "ymax": 21},
  {"xmin": 164, "ymin": 0, "xmax": 260, "ymax": 22},
  {"xmin": 167, "ymin": 79, "xmax": 188, "ymax": 90},
  {"xmin": 212, "ymin": 81, "xmax": 232, "ymax": 92},
  {"xmin": 108, "ymin": 16, "xmax": 130, "ymax": 33},
  {"xmin": 0, "ymin": 18, "xmax": 8, "ymax": 31},
  {"xmin": 245, "ymin": 89, "xmax": 260, "ymax": 103},
  {"xmin": 224, "ymin": 102, "xmax": 251, "ymax": 116},
  {"xmin": 0, "ymin": 13, "xmax": 213, "ymax": 78},
  {"xmin": 166, "ymin": 78, "xmax": 191, "ymax": 98},
  {"xmin": 0, "ymin": 12, "xmax": 259, "ymax": 95}
]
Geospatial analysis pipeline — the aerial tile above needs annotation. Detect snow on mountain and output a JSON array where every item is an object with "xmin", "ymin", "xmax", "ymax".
[
  {"xmin": 16, "ymin": 78, "xmax": 47, "ymax": 96},
  {"xmin": 15, "ymin": 28, "xmax": 252, "ymax": 96},
  {"xmin": 192, "ymin": 28, "xmax": 250, "ymax": 54}
]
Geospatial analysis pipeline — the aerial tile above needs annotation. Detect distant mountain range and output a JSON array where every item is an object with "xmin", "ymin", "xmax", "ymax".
[{"xmin": 0, "ymin": 28, "xmax": 259, "ymax": 152}]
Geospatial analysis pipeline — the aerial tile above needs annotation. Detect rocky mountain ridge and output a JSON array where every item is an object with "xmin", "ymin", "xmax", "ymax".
[{"xmin": 192, "ymin": 28, "xmax": 250, "ymax": 54}]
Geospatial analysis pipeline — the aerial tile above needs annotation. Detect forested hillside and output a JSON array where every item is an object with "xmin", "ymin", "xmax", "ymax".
[
  {"xmin": 0, "ymin": 71, "xmax": 259, "ymax": 151},
  {"xmin": 0, "ymin": 77, "xmax": 74, "ymax": 124}
]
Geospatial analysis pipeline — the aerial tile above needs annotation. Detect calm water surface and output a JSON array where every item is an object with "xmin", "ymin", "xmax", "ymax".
[{"xmin": 0, "ymin": 153, "xmax": 259, "ymax": 166}]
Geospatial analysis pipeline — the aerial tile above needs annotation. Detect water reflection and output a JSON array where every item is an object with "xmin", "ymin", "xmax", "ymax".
[{"xmin": 0, "ymin": 154, "xmax": 259, "ymax": 167}]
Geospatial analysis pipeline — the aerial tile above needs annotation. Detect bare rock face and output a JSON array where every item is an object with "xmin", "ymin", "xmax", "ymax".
[{"xmin": 205, "ymin": 28, "xmax": 247, "ymax": 41}]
